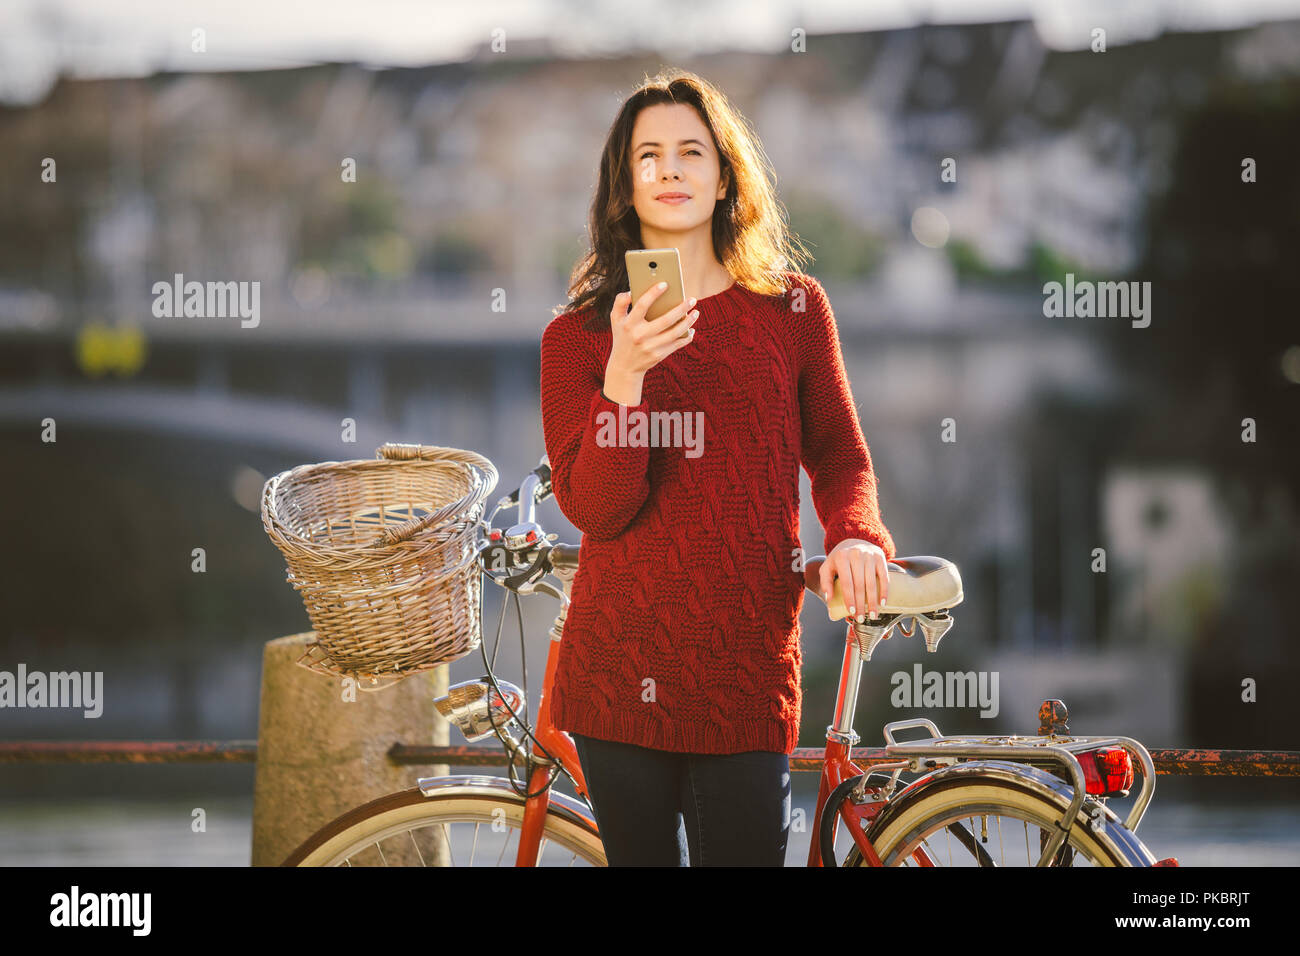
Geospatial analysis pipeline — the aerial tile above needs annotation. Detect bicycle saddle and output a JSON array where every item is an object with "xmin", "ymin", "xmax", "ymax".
[{"xmin": 803, "ymin": 555, "xmax": 963, "ymax": 620}]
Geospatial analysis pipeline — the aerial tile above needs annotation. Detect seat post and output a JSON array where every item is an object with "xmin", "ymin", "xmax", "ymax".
[{"xmin": 828, "ymin": 626, "xmax": 865, "ymax": 742}]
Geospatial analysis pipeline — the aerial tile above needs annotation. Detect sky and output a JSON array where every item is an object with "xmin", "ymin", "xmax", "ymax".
[{"xmin": 2, "ymin": 0, "xmax": 1299, "ymax": 105}]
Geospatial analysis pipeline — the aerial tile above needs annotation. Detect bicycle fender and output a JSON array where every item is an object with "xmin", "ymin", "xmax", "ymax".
[{"xmin": 416, "ymin": 773, "xmax": 600, "ymax": 832}]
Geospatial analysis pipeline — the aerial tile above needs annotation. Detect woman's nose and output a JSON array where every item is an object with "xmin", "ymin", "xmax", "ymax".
[{"xmin": 658, "ymin": 160, "xmax": 683, "ymax": 179}]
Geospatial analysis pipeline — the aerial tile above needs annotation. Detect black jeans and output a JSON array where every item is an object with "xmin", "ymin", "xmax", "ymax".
[{"xmin": 570, "ymin": 732, "xmax": 791, "ymax": 866}]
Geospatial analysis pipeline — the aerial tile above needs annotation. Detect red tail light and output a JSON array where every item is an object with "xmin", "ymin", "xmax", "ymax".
[{"xmin": 1077, "ymin": 746, "xmax": 1134, "ymax": 795}]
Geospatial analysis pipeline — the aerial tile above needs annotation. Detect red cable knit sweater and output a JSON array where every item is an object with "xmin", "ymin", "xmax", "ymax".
[{"xmin": 538, "ymin": 271, "xmax": 896, "ymax": 756}]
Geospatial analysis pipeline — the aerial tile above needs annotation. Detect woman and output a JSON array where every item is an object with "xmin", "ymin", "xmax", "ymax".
[{"xmin": 538, "ymin": 69, "xmax": 896, "ymax": 866}]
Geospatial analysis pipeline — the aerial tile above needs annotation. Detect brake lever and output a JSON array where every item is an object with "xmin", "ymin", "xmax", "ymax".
[
  {"xmin": 503, "ymin": 546, "xmax": 550, "ymax": 591},
  {"xmin": 521, "ymin": 578, "xmax": 569, "ymax": 608}
]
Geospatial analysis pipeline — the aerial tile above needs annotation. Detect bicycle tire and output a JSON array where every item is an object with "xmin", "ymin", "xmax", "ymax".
[
  {"xmin": 819, "ymin": 772, "xmax": 991, "ymax": 867},
  {"xmin": 846, "ymin": 775, "xmax": 1139, "ymax": 867},
  {"xmin": 281, "ymin": 786, "xmax": 607, "ymax": 866}
]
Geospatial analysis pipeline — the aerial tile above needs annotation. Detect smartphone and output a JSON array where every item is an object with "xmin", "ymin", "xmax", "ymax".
[{"xmin": 626, "ymin": 248, "xmax": 686, "ymax": 323}]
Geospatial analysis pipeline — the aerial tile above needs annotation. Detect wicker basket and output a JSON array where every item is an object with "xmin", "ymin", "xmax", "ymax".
[{"xmin": 260, "ymin": 443, "xmax": 498, "ymax": 688}]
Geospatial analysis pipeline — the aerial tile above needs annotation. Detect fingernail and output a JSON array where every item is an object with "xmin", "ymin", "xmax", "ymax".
[
  {"xmin": 689, "ymin": 296, "xmax": 697, "ymax": 306},
  {"xmin": 870, "ymin": 610, "xmax": 878, "ymax": 620},
  {"xmin": 848, "ymin": 605, "xmax": 855, "ymax": 617},
  {"xmin": 658, "ymin": 281, "xmax": 667, "ymax": 289},
  {"xmin": 823, "ymin": 590, "xmax": 829, "ymax": 602}
]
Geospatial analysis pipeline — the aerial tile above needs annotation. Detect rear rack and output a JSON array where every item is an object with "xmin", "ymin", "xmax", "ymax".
[{"xmin": 880, "ymin": 716, "xmax": 1156, "ymax": 840}]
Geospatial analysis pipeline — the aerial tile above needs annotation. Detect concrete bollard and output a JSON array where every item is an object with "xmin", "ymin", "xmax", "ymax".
[{"xmin": 251, "ymin": 632, "xmax": 450, "ymax": 866}]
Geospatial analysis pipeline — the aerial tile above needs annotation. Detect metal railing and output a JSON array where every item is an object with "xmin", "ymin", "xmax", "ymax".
[{"xmin": 2, "ymin": 740, "xmax": 1297, "ymax": 776}]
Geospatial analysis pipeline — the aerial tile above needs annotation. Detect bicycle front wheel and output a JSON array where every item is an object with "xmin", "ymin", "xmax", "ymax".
[
  {"xmin": 282, "ymin": 786, "xmax": 607, "ymax": 866},
  {"xmin": 847, "ymin": 775, "xmax": 1145, "ymax": 867}
]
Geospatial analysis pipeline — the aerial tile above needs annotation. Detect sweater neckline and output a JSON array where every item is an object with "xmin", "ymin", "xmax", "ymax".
[
  {"xmin": 696, "ymin": 280, "xmax": 738, "ymax": 303},
  {"xmin": 696, "ymin": 280, "xmax": 741, "ymax": 308}
]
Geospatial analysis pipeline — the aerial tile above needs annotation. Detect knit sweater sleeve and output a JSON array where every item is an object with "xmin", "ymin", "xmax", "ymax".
[
  {"xmin": 539, "ymin": 312, "xmax": 652, "ymax": 541},
  {"xmin": 790, "ymin": 275, "xmax": 897, "ymax": 561}
]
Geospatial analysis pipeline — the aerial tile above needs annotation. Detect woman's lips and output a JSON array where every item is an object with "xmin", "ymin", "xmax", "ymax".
[{"xmin": 656, "ymin": 194, "xmax": 690, "ymax": 204}]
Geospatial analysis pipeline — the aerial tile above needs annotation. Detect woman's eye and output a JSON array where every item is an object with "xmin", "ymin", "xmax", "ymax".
[{"xmin": 639, "ymin": 150, "xmax": 703, "ymax": 159}]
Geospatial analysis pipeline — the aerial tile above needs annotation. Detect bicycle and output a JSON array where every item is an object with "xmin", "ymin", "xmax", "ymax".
[{"xmin": 282, "ymin": 450, "xmax": 1179, "ymax": 867}]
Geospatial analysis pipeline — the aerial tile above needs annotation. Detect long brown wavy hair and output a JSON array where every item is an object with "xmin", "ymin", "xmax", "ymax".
[{"xmin": 557, "ymin": 68, "xmax": 812, "ymax": 331}]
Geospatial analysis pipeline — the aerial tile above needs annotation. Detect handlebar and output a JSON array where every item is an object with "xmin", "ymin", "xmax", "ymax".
[
  {"xmin": 495, "ymin": 455, "xmax": 553, "ymax": 522},
  {"xmin": 477, "ymin": 454, "xmax": 571, "ymax": 602}
]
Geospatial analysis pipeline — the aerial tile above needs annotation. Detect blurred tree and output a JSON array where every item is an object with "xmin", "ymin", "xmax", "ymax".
[
  {"xmin": 784, "ymin": 191, "xmax": 887, "ymax": 279},
  {"xmin": 1127, "ymin": 77, "xmax": 1300, "ymax": 502},
  {"xmin": 1123, "ymin": 76, "xmax": 1300, "ymax": 749}
]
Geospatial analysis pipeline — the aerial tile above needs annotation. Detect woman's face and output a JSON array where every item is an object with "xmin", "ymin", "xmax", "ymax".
[{"xmin": 627, "ymin": 102, "xmax": 729, "ymax": 239}]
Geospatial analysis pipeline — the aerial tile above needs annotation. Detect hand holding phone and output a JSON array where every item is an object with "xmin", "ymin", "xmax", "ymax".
[
  {"xmin": 605, "ymin": 250, "xmax": 701, "ymax": 383},
  {"xmin": 607, "ymin": 284, "xmax": 699, "ymax": 376}
]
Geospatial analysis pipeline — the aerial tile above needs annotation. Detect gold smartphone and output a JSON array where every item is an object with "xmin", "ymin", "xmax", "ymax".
[{"xmin": 625, "ymin": 248, "xmax": 685, "ymax": 322}]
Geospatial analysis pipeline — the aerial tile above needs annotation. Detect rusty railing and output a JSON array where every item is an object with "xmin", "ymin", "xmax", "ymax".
[{"xmin": 1, "ymin": 741, "xmax": 1297, "ymax": 776}]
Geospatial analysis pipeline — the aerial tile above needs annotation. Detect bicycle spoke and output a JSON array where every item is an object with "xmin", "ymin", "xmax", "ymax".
[
  {"xmin": 493, "ymin": 824, "xmax": 513, "ymax": 866},
  {"xmin": 409, "ymin": 830, "xmax": 426, "ymax": 867},
  {"xmin": 440, "ymin": 821, "xmax": 455, "ymax": 867}
]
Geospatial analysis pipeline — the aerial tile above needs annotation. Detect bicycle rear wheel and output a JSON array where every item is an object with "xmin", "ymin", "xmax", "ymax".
[
  {"xmin": 283, "ymin": 786, "xmax": 606, "ymax": 866},
  {"xmin": 847, "ymin": 775, "xmax": 1143, "ymax": 867}
]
